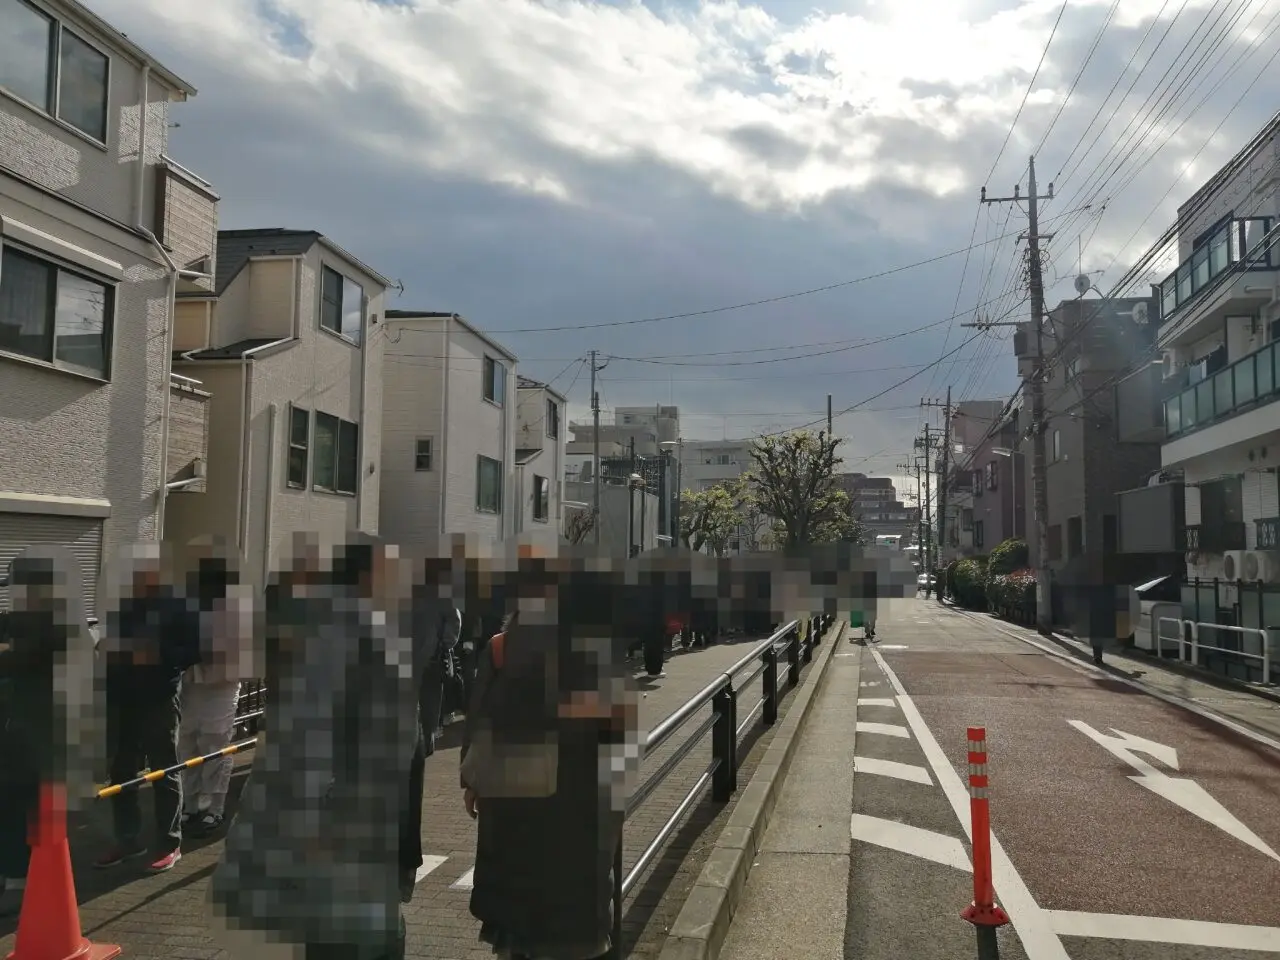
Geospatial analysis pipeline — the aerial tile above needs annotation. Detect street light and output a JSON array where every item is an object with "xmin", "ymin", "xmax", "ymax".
[
  {"xmin": 660, "ymin": 439, "xmax": 683, "ymax": 548},
  {"xmin": 990, "ymin": 447, "xmax": 1024, "ymax": 540},
  {"xmin": 628, "ymin": 472, "xmax": 645, "ymax": 557}
]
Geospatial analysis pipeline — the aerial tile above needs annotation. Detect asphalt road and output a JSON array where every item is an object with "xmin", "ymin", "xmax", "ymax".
[{"xmin": 721, "ymin": 596, "xmax": 1280, "ymax": 960}]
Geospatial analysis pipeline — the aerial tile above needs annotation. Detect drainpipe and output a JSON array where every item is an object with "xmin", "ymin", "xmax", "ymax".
[
  {"xmin": 263, "ymin": 403, "xmax": 278, "ymax": 587},
  {"xmin": 355, "ymin": 296, "xmax": 369, "ymax": 532},
  {"xmin": 438, "ymin": 315, "xmax": 452, "ymax": 536}
]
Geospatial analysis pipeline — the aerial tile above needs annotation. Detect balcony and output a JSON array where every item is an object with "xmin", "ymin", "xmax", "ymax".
[
  {"xmin": 167, "ymin": 374, "xmax": 210, "ymax": 491},
  {"xmin": 1164, "ymin": 338, "xmax": 1280, "ymax": 440},
  {"xmin": 1186, "ymin": 522, "xmax": 1246, "ymax": 553},
  {"xmin": 1159, "ymin": 217, "xmax": 1276, "ymax": 331},
  {"xmin": 1257, "ymin": 517, "xmax": 1280, "ymax": 550}
]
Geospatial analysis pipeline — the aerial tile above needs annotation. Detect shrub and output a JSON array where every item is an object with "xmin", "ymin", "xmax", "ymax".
[
  {"xmin": 987, "ymin": 538, "xmax": 1028, "ymax": 577},
  {"xmin": 952, "ymin": 557, "xmax": 988, "ymax": 610},
  {"xmin": 987, "ymin": 567, "xmax": 1036, "ymax": 619}
]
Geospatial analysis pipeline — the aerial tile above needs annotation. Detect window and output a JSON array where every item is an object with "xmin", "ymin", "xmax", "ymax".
[
  {"xmin": 1066, "ymin": 357, "xmax": 1080, "ymax": 380},
  {"xmin": 312, "ymin": 412, "xmax": 359, "ymax": 495},
  {"xmin": 1047, "ymin": 524, "xmax": 1063, "ymax": 562},
  {"xmin": 287, "ymin": 405, "xmax": 310, "ymax": 488},
  {"xmin": 483, "ymin": 356, "xmax": 506, "ymax": 405},
  {"xmin": 319, "ymin": 266, "xmax": 364, "ymax": 344},
  {"xmin": 961, "ymin": 508, "xmax": 973, "ymax": 531},
  {"xmin": 974, "ymin": 520, "xmax": 984, "ymax": 549},
  {"xmin": 0, "ymin": 246, "xmax": 113, "ymax": 378},
  {"xmin": 546, "ymin": 399, "xmax": 559, "ymax": 439},
  {"xmin": 1067, "ymin": 516, "xmax": 1083, "ymax": 558},
  {"xmin": 0, "ymin": 2, "xmax": 108, "ymax": 143},
  {"xmin": 476, "ymin": 455, "xmax": 502, "ymax": 513},
  {"xmin": 985, "ymin": 461, "xmax": 998, "ymax": 491},
  {"xmin": 973, "ymin": 469, "xmax": 984, "ymax": 497},
  {"xmin": 533, "ymin": 474, "xmax": 550, "ymax": 522},
  {"xmin": 57, "ymin": 27, "xmax": 107, "ymax": 143},
  {"xmin": 1052, "ymin": 429, "xmax": 1061, "ymax": 462},
  {"xmin": 1103, "ymin": 514, "xmax": 1117, "ymax": 555},
  {"xmin": 414, "ymin": 437, "xmax": 433, "ymax": 472}
]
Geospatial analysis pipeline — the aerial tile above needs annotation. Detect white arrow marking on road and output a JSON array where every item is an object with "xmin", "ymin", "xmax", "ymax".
[
  {"xmin": 1069, "ymin": 720, "xmax": 1280, "ymax": 862},
  {"xmin": 850, "ymin": 814, "xmax": 970, "ymax": 871},
  {"xmin": 858, "ymin": 698, "xmax": 898, "ymax": 708}
]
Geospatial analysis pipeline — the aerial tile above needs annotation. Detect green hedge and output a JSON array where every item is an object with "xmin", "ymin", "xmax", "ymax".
[
  {"xmin": 951, "ymin": 557, "xmax": 988, "ymax": 610},
  {"xmin": 987, "ymin": 538, "xmax": 1028, "ymax": 577},
  {"xmin": 987, "ymin": 567, "xmax": 1036, "ymax": 619}
]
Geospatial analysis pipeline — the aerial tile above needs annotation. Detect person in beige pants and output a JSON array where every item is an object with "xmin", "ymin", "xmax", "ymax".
[{"xmin": 179, "ymin": 548, "xmax": 252, "ymax": 837}]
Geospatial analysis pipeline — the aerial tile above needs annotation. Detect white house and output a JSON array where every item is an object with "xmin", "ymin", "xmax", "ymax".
[
  {"xmin": 167, "ymin": 229, "xmax": 392, "ymax": 588},
  {"xmin": 514, "ymin": 376, "xmax": 566, "ymax": 540},
  {"xmin": 0, "ymin": 0, "xmax": 212, "ymax": 613},
  {"xmin": 380, "ymin": 310, "xmax": 517, "ymax": 543}
]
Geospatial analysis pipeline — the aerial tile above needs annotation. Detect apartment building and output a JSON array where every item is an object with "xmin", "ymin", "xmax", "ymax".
[
  {"xmin": 942, "ymin": 400, "xmax": 1024, "ymax": 563},
  {"xmin": 834, "ymin": 474, "xmax": 917, "ymax": 544},
  {"xmin": 568, "ymin": 405, "xmax": 680, "ymax": 460},
  {"xmin": 1113, "ymin": 114, "xmax": 1280, "ymax": 681},
  {"xmin": 379, "ymin": 310, "xmax": 517, "ymax": 543},
  {"xmin": 681, "ymin": 439, "xmax": 751, "ymax": 492},
  {"xmin": 0, "ymin": 0, "xmax": 214, "ymax": 612},
  {"xmin": 167, "ymin": 229, "xmax": 391, "ymax": 588},
  {"xmin": 1017, "ymin": 296, "xmax": 1176, "ymax": 627},
  {"xmin": 514, "ymin": 375, "xmax": 567, "ymax": 539}
]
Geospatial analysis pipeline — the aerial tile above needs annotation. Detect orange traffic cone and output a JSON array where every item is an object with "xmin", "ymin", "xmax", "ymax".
[{"xmin": 6, "ymin": 783, "xmax": 121, "ymax": 960}]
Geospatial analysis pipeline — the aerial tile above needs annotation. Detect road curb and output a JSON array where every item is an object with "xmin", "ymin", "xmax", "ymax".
[{"xmin": 655, "ymin": 618, "xmax": 846, "ymax": 960}]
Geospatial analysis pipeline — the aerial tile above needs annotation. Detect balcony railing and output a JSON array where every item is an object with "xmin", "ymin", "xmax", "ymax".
[
  {"xmin": 1159, "ymin": 217, "xmax": 1275, "ymax": 321},
  {"xmin": 1257, "ymin": 517, "xmax": 1280, "ymax": 550},
  {"xmin": 1186, "ymin": 522, "xmax": 1246, "ymax": 553},
  {"xmin": 1164, "ymin": 338, "xmax": 1280, "ymax": 438}
]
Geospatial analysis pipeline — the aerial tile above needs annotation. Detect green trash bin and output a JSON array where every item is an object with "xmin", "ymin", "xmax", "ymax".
[{"xmin": 848, "ymin": 610, "xmax": 864, "ymax": 629}]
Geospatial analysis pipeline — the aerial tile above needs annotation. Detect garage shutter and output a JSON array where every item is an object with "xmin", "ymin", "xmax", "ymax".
[{"xmin": 0, "ymin": 513, "xmax": 105, "ymax": 617}]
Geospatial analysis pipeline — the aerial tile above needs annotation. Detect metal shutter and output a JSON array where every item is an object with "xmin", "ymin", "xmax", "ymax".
[{"xmin": 0, "ymin": 513, "xmax": 105, "ymax": 616}]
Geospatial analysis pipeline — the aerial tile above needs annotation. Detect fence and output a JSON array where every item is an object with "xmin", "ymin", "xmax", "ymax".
[
  {"xmin": 609, "ymin": 613, "xmax": 835, "ymax": 957},
  {"xmin": 1179, "ymin": 578, "xmax": 1280, "ymax": 685}
]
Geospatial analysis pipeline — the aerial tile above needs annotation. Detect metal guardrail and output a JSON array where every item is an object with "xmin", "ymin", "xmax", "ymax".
[
  {"xmin": 608, "ymin": 613, "xmax": 835, "ymax": 958},
  {"xmin": 1156, "ymin": 617, "xmax": 1273, "ymax": 680}
]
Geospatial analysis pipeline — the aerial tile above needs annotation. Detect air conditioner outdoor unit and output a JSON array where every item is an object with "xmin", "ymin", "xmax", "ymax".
[
  {"xmin": 1242, "ymin": 551, "xmax": 1280, "ymax": 584},
  {"xmin": 1221, "ymin": 550, "xmax": 1248, "ymax": 580}
]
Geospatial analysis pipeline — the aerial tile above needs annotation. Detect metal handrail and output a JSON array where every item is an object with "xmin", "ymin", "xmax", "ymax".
[
  {"xmin": 1155, "ymin": 616, "xmax": 1273, "ymax": 681},
  {"xmin": 610, "ymin": 613, "xmax": 834, "ymax": 958}
]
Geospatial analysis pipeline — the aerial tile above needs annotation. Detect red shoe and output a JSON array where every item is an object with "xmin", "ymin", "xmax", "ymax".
[{"xmin": 148, "ymin": 848, "xmax": 182, "ymax": 872}]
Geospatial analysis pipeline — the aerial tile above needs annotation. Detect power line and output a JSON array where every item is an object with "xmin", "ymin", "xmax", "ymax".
[{"xmin": 1034, "ymin": 0, "xmax": 1123, "ymax": 156}]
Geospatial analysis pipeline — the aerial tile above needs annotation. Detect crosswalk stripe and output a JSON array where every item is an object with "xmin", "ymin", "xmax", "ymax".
[
  {"xmin": 850, "ymin": 814, "xmax": 970, "ymax": 871},
  {"xmin": 415, "ymin": 855, "xmax": 448, "ymax": 883},
  {"xmin": 855, "ymin": 721, "xmax": 911, "ymax": 739},
  {"xmin": 858, "ymin": 698, "xmax": 897, "ymax": 708},
  {"xmin": 451, "ymin": 867, "xmax": 475, "ymax": 890},
  {"xmin": 853, "ymin": 756, "xmax": 932, "ymax": 785}
]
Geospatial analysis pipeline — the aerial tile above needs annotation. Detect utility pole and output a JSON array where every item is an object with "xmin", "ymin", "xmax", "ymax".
[
  {"xmin": 921, "ymin": 387, "xmax": 953, "ymax": 576},
  {"xmin": 827, "ymin": 394, "xmax": 833, "ymax": 438},
  {"xmin": 897, "ymin": 458, "xmax": 923, "ymax": 569},
  {"xmin": 914, "ymin": 425, "xmax": 933, "ymax": 592},
  {"xmin": 979, "ymin": 156, "xmax": 1054, "ymax": 632},
  {"xmin": 590, "ymin": 350, "xmax": 604, "ymax": 546}
]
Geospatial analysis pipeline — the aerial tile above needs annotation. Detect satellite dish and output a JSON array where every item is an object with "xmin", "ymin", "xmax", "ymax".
[
  {"xmin": 1073, "ymin": 274, "xmax": 1093, "ymax": 296},
  {"xmin": 1132, "ymin": 301, "xmax": 1150, "ymax": 326}
]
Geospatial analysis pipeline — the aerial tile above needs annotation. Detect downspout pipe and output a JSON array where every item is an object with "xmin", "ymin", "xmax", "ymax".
[
  {"xmin": 133, "ymin": 66, "xmax": 150, "ymax": 230},
  {"xmin": 438, "ymin": 315, "xmax": 452, "ymax": 536}
]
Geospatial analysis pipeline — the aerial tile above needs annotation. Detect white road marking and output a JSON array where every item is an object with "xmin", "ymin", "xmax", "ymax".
[
  {"xmin": 871, "ymin": 649, "xmax": 1071, "ymax": 960},
  {"xmin": 876, "ymin": 644, "xmax": 910, "ymax": 650},
  {"xmin": 850, "ymin": 813, "xmax": 970, "ymax": 871},
  {"xmin": 1046, "ymin": 911, "xmax": 1280, "ymax": 952},
  {"xmin": 415, "ymin": 855, "xmax": 448, "ymax": 883},
  {"xmin": 860, "ymin": 681, "xmax": 881, "ymax": 687},
  {"xmin": 451, "ymin": 867, "xmax": 474, "ymax": 890},
  {"xmin": 855, "ymin": 721, "xmax": 911, "ymax": 739},
  {"xmin": 853, "ymin": 756, "xmax": 933, "ymax": 785},
  {"xmin": 943, "ymin": 606, "xmax": 1280, "ymax": 754},
  {"xmin": 858, "ymin": 698, "xmax": 898, "ymax": 708},
  {"xmin": 834, "ymin": 653, "xmax": 860, "ymax": 658},
  {"xmin": 1070, "ymin": 720, "xmax": 1280, "ymax": 862}
]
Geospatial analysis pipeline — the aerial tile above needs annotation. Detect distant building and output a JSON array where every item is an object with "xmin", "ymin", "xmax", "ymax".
[{"xmin": 834, "ymin": 473, "xmax": 917, "ymax": 544}]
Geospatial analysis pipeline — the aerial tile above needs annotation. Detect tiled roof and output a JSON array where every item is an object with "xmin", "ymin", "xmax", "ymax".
[{"xmin": 214, "ymin": 229, "xmax": 320, "ymax": 295}]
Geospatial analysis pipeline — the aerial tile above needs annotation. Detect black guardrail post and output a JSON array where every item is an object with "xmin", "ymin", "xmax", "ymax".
[
  {"xmin": 712, "ymin": 684, "xmax": 738, "ymax": 801},
  {"xmin": 802, "ymin": 617, "xmax": 814, "ymax": 665},
  {"xmin": 762, "ymin": 645, "xmax": 778, "ymax": 726},
  {"xmin": 787, "ymin": 625, "xmax": 801, "ymax": 687},
  {"xmin": 611, "ymin": 839, "xmax": 623, "ymax": 959}
]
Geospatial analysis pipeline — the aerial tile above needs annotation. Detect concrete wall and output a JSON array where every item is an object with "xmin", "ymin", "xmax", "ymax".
[{"xmin": 564, "ymin": 480, "xmax": 657, "ymax": 555}]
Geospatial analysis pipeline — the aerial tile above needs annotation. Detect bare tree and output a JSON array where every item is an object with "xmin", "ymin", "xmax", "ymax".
[{"xmin": 563, "ymin": 510, "xmax": 596, "ymax": 545}]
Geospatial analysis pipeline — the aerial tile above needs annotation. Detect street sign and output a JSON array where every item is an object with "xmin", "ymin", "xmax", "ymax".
[{"xmin": 1069, "ymin": 720, "xmax": 1280, "ymax": 862}]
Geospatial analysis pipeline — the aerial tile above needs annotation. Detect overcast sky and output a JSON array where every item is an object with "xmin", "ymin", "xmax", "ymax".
[{"xmin": 95, "ymin": 0, "xmax": 1280, "ymax": 495}]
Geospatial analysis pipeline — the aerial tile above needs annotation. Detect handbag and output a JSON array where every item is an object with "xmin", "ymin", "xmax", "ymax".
[{"xmin": 459, "ymin": 632, "xmax": 558, "ymax": 799}]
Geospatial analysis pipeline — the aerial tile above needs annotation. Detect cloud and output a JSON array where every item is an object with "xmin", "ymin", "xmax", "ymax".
[{"xmin": 86, "ymin": 0, "xmax": 1280, "ymax": 476}]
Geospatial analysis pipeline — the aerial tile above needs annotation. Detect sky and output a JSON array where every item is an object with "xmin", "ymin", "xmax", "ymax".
[{"xmin": 92, "ymin": 0, "xmax": 1280, "ymax": 497}]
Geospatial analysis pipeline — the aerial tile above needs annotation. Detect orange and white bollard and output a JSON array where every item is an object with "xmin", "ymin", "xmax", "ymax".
[{"xmin": 961, "ymin": 726, "xmax": 1008, "ymax": 959}]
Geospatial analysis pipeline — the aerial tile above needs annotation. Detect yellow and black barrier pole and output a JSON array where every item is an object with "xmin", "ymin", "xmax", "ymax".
[{"xmin": 96, "ymin": 735, "xmax": 259, "ymax": 800}]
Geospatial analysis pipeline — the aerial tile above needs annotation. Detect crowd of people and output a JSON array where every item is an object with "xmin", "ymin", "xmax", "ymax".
[{"xmin": 0, "ymin": 534, "xmax": 895, "ymax": 960}]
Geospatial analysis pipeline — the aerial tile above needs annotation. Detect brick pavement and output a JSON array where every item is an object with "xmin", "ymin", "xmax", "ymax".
[{"xmin": 0, "ymin": 628, "xmax": 827, "ymax": 960}]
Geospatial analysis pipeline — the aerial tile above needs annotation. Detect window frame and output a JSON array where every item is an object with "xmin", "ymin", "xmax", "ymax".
[
  {"xmin": 546, "ymin": 398, "xmax": 559, "ymax": 439},
  {"xmin": 318, "ymin": 264, "xmax": 364, "ymax": 346},
  {"xmin": 414, "ymin": 436, "xmax": 434, "ymax": 472},
  {"xmin": 985, "ymin": 461, "xmax": 998, "ymax": 491},
  {"xmin": 483, "ymin": 355, "xmax": 506, "ymax": 406},
  {"xmin": 0, "ymin": 1, "xmax": 111, "ymax": 147},
  {"xmin": 532, "ymin": 474, "xmax": 550, "ymax": 522},
  {"xmin": 476, "ymin": 454, "xmax": 503, "ymax": 514},
  {"xmin": 974, "ymin": 520, "xmax": 984, "ymax": 549},
  {"xmin": 0, "ymin": 242, "xmax": 115, "ymax": 380},
  {"xmin": 1051, "ymin": 429, "xmax": 1062, "ymax": 462},
  {"xmin": 286, "ymin": 404, "xmax": 310, "ymax": 489},
  {"xmin": 310, "ymin": 410, "xmax": 359, "ymax": 496}
]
